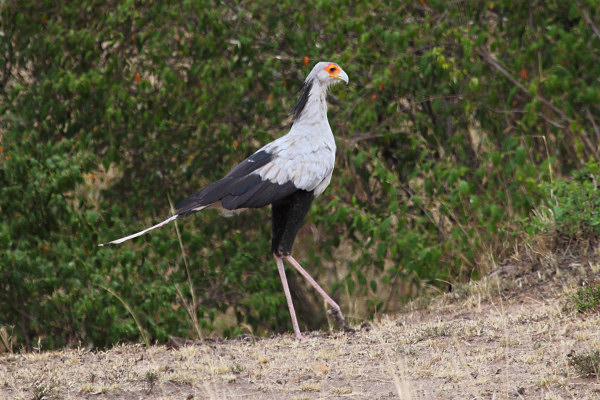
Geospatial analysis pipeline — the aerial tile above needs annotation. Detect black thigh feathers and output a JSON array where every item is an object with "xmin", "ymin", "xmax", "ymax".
[{"xmin": 271, "ymin": 190, "xmax": 315, "ymax": 256}]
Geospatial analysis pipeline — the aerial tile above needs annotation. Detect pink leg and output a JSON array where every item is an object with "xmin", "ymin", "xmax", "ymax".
[
  {"xmin": 274, "ymin": 255, "xmax": 304, "ymax": 340},
  {"xmin": 283, "ymin": 255, "xmax": 346, "ymax": 328}
]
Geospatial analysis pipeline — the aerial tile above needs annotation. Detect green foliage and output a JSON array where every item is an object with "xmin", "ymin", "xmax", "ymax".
[
  {"xmin": 567, "ymin": 282, "xmax": 600, "ymax": 314},
  {"xmin": 1, "ymin": 0, "xmax": 600, "ymax": 349},
  {"xmin": 143, "ymin": 370, "xmax": 159, "ymax": 394},
  {"xmin": 553, "ymin": 163, "xmax": 600, "ymax": 238},
  {"xmin": 569, "ymin": 350, "xmax": 600, "ymax": 378},
  {"xmin": 530, "ymin": 160, "xmax": 600, "ymax": 245}
]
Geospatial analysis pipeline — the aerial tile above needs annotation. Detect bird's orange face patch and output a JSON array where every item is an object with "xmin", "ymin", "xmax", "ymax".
[{"xmin": 324, "ymin": 63, "xmax": 340, "ymax": 77}]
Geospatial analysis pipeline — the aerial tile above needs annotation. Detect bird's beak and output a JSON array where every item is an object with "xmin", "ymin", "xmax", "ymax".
[{"xmin": 337, "ymin": 70, "xmax": 349, "ymax": 85}]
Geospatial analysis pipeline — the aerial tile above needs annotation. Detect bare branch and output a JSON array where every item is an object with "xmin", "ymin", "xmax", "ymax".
[
  {"xmin": 586, "ymin": 107, "xmax": 600, "ymax": 142},
  {"xmin": 476, "ymin": 46, "xmax": 572, "ymax": 123},
  {"xmin": 579, "ymin": 129, "xmax": 599, "ymax": 160},
  {"xmin": 577, "ymin": 0, "xmax": 600, "ymax": 42},
  {"xmin": 478, "ymin": 46, "xmax": 600, "ymax": 160},
  {"xmin": 484, "ymin": 106, "xmax": 565, "ymax": 128},
  {"xmin": 342, "ymin": 133, "xmax": 387, "ymax": 151}
]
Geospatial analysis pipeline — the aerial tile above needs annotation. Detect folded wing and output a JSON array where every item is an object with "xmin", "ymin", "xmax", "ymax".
[{"xmin": 175, "ymin": 149, "xmax": 299, "ymax": 216}]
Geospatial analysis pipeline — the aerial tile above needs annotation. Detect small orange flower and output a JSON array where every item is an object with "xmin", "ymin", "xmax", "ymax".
[
  {"xmin": 519, "ymin": 69, "xmax": 528, "ymax": 80},
  {"xmin": 268, "ymin": 92, "xmax": 274, "ymax": 104},
  {"xmin": 131, "ymin": 33, "xmax": 136, "ymax": 42},
  {"xmin": 378, "ymin": 83, "xmax": 383, "ymax": 91},
  {"xmin": 233, "ymin": 140, "xmax": 239, "ymax": 148},
  {"xmin": 371, "ymin": 94, "xmax": 377, "ymax": 100},
  {"xmin": 303, "ymin": 56, "xmax": 309, "ymax": 67},
  {"xmin": 314, "ymin": 365, "xmax": 328, "ymax": 374},
  {"xmin": 135, "ymin": 73, "xmax": 140, "ymax": 84}
]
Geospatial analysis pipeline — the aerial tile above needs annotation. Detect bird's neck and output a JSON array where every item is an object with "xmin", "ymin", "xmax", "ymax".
[{"xmin": 291, "ymin": 80, "xmax": 329, "ymax": 129}]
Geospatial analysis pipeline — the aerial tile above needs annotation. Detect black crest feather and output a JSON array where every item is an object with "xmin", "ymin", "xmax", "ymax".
[{"xmin": 291, "ymin": 78, "xmax": 313, "ymax": 121}]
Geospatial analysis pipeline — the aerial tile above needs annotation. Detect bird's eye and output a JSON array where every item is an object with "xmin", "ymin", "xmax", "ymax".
[{"xmin": 324, "ymin": 64, "xmax": 338, "ymax": 74}]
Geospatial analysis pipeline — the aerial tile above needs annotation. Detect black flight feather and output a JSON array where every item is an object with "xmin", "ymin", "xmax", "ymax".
[
  {"xmin": 175, "ymin": 149, "xmax": 298, "ymax": 214},
  {"xmin": 221, "ymin": 179, "xmax": 297, "ymax": 210}
]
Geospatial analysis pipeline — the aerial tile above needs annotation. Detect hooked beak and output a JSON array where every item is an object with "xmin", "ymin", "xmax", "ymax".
[{"xmin": 337, "ymin": 70, "xmax": 349, "ymax": 85}]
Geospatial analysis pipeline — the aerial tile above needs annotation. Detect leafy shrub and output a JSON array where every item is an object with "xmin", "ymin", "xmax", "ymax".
[
  {"xmin": 567, "ymin": 283, "xmax": 600, "ymax": 314},
  {"xmin": 529, "ymin": 160, "xmax": 600, "ymax": 249},
  {"xmin": 569, "ymin": 350, "xmax": 600, "ymax": 378},
  {"xmin": 1, "ymin": 0, "xmax": 600, "ymax": 349}
]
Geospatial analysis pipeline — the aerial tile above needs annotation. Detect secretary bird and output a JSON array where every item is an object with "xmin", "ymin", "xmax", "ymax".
[{"xmin": 100, "ymin": 61, "xmax": 349, "ymax": 339}]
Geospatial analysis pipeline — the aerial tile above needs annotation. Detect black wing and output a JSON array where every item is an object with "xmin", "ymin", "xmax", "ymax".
[{"xmin": 176, "ymin": 150, "xmax": 298, "ymax": 216}]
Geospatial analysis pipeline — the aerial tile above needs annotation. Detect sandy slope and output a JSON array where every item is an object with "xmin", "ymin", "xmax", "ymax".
[{"xmin": 1, "ymin": 260, "xmax": 599, "ymax": 399}]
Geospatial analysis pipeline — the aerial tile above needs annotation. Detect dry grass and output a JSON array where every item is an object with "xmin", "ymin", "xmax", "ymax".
[{"xmin": 1, "ymin": 258, "xmax": 600, "ymax": 399}]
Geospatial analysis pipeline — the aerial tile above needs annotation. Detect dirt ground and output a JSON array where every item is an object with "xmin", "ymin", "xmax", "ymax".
[{"xmin": 1, "ymin": 258, "xmax": 600, "ymax": 400}]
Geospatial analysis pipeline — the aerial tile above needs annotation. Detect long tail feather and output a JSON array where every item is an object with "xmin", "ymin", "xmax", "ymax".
[
  {"xmin": 98, "ymin": 204, "xmax": 209, "ymax": 247},
  {"xmin": 99, "ymin": 214, "xmax": 180, "ymax": 246}
]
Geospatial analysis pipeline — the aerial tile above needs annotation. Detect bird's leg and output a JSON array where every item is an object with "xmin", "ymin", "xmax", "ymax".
[
  {"xmin": 282, "ymin": 255, "xmax": 347, "ymax": 329},
  {"xmin": 274, "ymin": 255, "xmax": 305, "ymax": 340}
]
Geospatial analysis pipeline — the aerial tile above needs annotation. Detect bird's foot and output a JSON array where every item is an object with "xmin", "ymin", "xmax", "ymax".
[
  {"xmin": 294, "ymin": 333, "xmax": 308, "ymax": 341},
  {"xmin": 343, "ymin": 325, "xmax": 357, "ymax": 334},
  {"xmin": 326, "ymin": 308, "xmax": 349, "ymax": 330}
]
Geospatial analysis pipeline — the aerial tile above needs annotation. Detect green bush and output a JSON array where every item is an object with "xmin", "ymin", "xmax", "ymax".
[
  {"xmin": 1, "ymin": 0, "xmax": 600, "ymax": 349},
  {"xmin": 569, "ymin": 350, "xmax": 600, "ymax": 377},
  {"xmin": 568, "ymin": 283, "xmax": 600, "ymax": 314},
  {"xmin": 529, "ymin": 160, "xmax": 600, "ymax": 248}
]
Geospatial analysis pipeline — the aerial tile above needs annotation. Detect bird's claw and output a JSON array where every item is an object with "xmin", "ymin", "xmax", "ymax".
[{"xmin": 326, "ymin": 308, "xmax": 347, "ymax": 329}]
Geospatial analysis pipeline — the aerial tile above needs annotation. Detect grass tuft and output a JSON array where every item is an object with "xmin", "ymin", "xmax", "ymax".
[
  {"xmin": 31, "ymin": 381, "xmax": 59, "ymax": 400},
  {"xmin": 230, "ymin": 363, "xmax": 245, "ymax": 373},
  {"xmin": 569, "ymin": 350, "xmax": 600, "ymax": 378},
  {"xmin": 567, "ymin": 282, "xmax": 600, "ymax": 313},
  {"xmin": 144, "ymin": 370, "xmax": 160, "ymax": 394},
  {"xmin": 331, "ymin": 387, "xmax": 353, "ymax": 394},
  {"xmin": 409, "ymin": 322, "xmax": 454, "ymax": 343},
  {"xmin": 0, "ymin": 326, "xmax": 13, "ymax": 353},
  {"xmin": 98, "ymin": 284, "xmax": 150, "ymax": 347}
]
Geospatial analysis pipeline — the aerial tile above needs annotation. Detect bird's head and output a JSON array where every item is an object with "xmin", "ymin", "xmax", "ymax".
[
  {"xmin": 307, "ymin": 62, "xmax": 349, "ymax": 87},
  {"xmin": 291, "ymin": 61, "xmax": 348, "ymax": 122}
]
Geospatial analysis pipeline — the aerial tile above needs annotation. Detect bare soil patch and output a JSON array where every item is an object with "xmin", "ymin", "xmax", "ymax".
[{"xmin": 2, "ymin": 258, "xmax": 600, "ymax": 399}]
